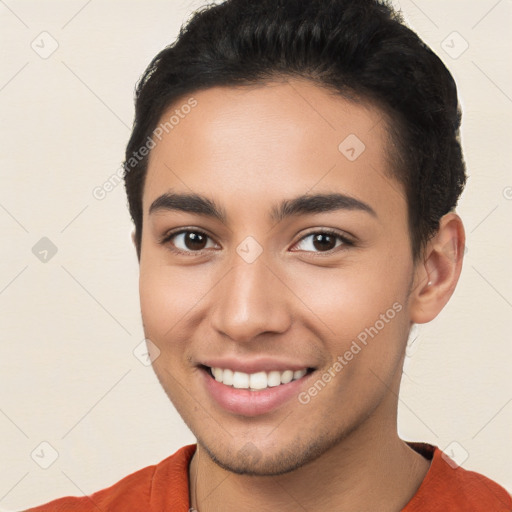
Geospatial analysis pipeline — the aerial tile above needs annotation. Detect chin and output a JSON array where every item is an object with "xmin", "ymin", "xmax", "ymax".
[{"xmin": 195, "ymin": 428, "xmax": 346, "ymax": 477}]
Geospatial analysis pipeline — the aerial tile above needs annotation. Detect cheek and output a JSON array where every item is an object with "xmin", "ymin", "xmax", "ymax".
[
  {"xmin": 139, "ymin": 259, "xmax": 213, "ymax": 341},
  {"xmin": 289, "ymin": 252, "xmax": 412, "ymax": 401},
  {"xmin": 290, "ymin": 255, "xmax": 410, "ymax": 339}
]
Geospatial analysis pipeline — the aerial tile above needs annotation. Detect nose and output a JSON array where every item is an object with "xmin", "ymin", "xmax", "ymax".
[{"xmin": 209, "ymin": 256, "xmax": 292, "ymax": 343}]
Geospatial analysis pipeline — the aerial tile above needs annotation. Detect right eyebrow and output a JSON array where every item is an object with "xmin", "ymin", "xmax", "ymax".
[{"xmin": 149, "ymin": 192, "xmax": 227, "ymax": 223}]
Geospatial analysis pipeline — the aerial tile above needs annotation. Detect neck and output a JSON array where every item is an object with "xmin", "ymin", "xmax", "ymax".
[{"xmin": 188, "ymin": 422, "xmax": 430, "ymax": 512}]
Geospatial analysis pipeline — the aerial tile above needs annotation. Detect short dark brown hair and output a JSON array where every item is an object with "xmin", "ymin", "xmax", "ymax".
[{"xmin": 124, "ymin": 0, "xmax": 467, "ymax": 260}]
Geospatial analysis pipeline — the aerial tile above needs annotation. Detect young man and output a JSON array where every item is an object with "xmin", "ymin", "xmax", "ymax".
[{"xmin": 27, "ymin": 0, "xmax": 511, "ymax": 510}]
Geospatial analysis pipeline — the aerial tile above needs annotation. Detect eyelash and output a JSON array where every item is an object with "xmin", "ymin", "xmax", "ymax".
[{"xmin": 159, "ymin": 228, "xmax": 354, "ymax": 257}]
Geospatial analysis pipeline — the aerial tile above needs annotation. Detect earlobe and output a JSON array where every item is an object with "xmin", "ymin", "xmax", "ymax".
[{"xmin": 409, "ymin": 213, "xmax": 465, "ymax": 324}]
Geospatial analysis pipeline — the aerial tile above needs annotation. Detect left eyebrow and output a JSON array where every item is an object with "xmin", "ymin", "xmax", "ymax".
[
  {"xmin": 148, "ymin": 191, "xmax": 377, "ymax": 224},
  {"xmin": 269, "ymin": 192, "xmax": 377, "ymax": 223}
]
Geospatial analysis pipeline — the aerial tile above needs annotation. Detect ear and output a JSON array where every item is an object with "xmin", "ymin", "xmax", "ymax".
[
  {"xmin": 409, "ymin": 212, "xmax": 465, "ymax": 324},
  {"xmin": 131, "ymin": 230, "xmax": 141, "ymax": 262}
]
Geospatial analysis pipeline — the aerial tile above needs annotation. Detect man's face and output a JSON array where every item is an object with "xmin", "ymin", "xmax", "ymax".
[{"xmin": 139, "ymin": 79, "xmax": 418, "ymax": 475}]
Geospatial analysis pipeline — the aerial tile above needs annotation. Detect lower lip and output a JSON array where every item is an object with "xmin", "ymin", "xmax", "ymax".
[{"xmin": 200, "ymin": 367, "xmax": 314, "ymax": 417}]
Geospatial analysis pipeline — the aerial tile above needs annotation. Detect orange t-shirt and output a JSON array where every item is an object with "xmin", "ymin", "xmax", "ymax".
[{"xmin": 25, "ymin": 443, "xmax": 512, "ymax": 511}]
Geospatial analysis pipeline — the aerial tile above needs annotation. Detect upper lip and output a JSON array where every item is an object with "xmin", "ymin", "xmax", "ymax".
[{"xmin": 200, "ymin": 357, "xmax": 314, "ymax": 374}]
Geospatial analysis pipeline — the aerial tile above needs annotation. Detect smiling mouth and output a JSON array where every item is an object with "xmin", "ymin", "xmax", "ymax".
[{"xmin": 200, "ymin": 365, "xmax": 315, "ymax": 391}]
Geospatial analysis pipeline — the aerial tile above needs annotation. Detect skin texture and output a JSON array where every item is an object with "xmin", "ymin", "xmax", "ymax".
[{"xmin": 137, "ymin": 78, "xmax": 465, "ymax": 511}]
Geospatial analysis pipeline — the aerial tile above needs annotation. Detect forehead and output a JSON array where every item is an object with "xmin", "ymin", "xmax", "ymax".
[{"xmin": 143, "ymin": 79, "xmax": 405, "ymax": 221}]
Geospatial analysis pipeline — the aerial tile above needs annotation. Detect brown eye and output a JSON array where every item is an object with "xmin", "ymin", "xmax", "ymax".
[
  {"xmin": 311, "ymin": 233, "xmax": 337, "ymax": 251},
  {"xmin": 183, "ymin": 232, "xmax": 208, "ymax": 250},
  {"xmin": 164, "ymin": 230, "xmax": 217, "ymax": 253},
  {"xmin": 292, "ymin": 230, "xmax": 352, "ymax": 253}
]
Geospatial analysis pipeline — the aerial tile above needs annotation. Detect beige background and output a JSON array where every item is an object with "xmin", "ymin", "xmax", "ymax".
[{"xmin": 0, "ymin": 0, "xmax": 511, "ymax": 509}]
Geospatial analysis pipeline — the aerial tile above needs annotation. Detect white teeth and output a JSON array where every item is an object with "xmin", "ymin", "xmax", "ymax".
[
  {"xmin": 249, "ymin": 371, "xmax": 267, "ymax": 390},
  {"xmin": 267, "ymin": 371, "xmax": 282, "ymax": 387},
  {"xmin": 232, "ymin": 371, "xmax": 249, "ymax": 389},
  {"xmin": 280, "ymin": 370, "xmax": 294, "ymax": 384},
  {"xmin": 223, "ymin": 368, "xmax": 233, "ymax": 386},
  {"xmin": 208, "ymin": 366, "xmax": 309, "ymax": 390},
  {"xmin": 294, "ymin": 369, "xmax": 307, "ymax": 380}
]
